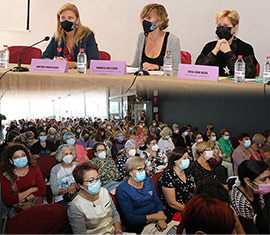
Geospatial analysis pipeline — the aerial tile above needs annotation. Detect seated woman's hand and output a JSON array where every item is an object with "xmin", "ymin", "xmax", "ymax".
[
  {"xmin": 142, "ymin": 62, "xmax": 159, "ymax": 71},
  {"xmin": 156, "ymin": 219, "xmax": 167, "ymax": 232},
  {"xmin": 154, "ymin": 211, "xmax": 167, "ymax": 221},
  {"xmin": 30, "ymin": 187, "xmax": 38, "ymax": 193},
  {"xmin": 67, "ymin": 184, "xmax": 78, "ymax": 194},
  {"xmin": 55, "ymin": 56, "xmax": 66, "ymax": 60}
]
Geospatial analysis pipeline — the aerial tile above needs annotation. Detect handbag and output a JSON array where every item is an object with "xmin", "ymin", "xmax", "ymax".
[
  {"xmin": 13, "ymin": 196, "xmax": 43, "ymax": 212},
  {"xmin": 63, "ymin": 189, "xmax": 80, "ymax": 202}
]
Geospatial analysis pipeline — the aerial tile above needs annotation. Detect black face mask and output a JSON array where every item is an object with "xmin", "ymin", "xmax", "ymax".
[
  {"xmin": 216, "ymin": 26, "xmax": 233, "ymax": 41},
  {"xmin": 61, "ymin": 20, "xmax": 77, "ymax": 32},
  {"xmin": 142, "ymin": 20, "xmax": 157, "ymax": 35}
]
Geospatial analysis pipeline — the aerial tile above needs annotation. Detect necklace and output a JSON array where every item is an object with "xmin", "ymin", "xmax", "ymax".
[{"xmin": 14, "ymin": 165, "xmax": 29, "ymax": 178}]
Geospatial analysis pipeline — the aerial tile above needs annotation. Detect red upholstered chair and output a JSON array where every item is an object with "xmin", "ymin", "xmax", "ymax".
[
  {"xmin": 151, "ymin": 171, "xmax": 163, "ymax": 194},
  {"xmin": 255, "ymin": 63, "xmax": 260, "ymax": 77},
  {"xmin": 172, "ymin": 138, "xmax": 178, "ymax": 146},
  {"xmin": 87, "ymin": 148, "xmax": 94, "ymax": 160},
  {"xmin": 6, "ymin": 204, "xmax": 70, "ymax": 234},
  {"xmin": 99, "ymin": 51, "xmax": 111, "ymax": 60},
  {"xmin": 181, "ymin": 51, "xmax": 191, "ymax": 64},
  {"xmin": 8, "ymin": 46, "xmax": 42, "ymax": 65}
]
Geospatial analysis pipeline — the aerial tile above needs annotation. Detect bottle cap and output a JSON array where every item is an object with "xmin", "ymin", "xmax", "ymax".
[
  {"xmin": 166, "ymin": 50, "xmax": 171, "ymax": 53},
  {"xmin": 238, "ymin": 55, "xmax": 243, "ymax": 58},
  {"xmin": 80, "ymin": 48, "xmax": 85, "ymax": 51},
  {"xmin": 3, "ymin": 45, "xmax": 8, "ymax": 47},
  {"xmin": 267, "ymin": 56, "xmax": 270, "ymax": 59}
]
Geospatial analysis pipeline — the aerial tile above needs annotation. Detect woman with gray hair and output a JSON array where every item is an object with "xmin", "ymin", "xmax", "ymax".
[
  {"xmin": 116, "ymin": 139, "xmax": 138, "ymax": 181},
  {"xmin": 158, "ymin": 127, "xmax": 175, "ymax": 153},
  {"xmin": 50, "ymin": 144, "xmax": 79, "ymax": 206},
  {"xmin": 250, "ymin": 134, "xmax": 266, "ymax": 161},
  {"xmin": 116, "ymin": 157, "xmax": 167, "ymax": 233}
]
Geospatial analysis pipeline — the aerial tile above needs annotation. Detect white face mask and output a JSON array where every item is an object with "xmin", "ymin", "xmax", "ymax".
[
  {"xmin": 98, "ymin": 151, "xmax": 106, "ymax": 159},
  {"xmin": 197, "ymin": 138, "xmax": 203, "ymax": 143},
  {"xmin": 128, "ymin": 149, "xmax": 136, "ymax": 157},
  {"xmin": 62, "ymin": 154, "xmax": 73, "ymax": 164},
  {"xmin": 151, "ymin": 144, "xmax": 159, "ymax": 152}
]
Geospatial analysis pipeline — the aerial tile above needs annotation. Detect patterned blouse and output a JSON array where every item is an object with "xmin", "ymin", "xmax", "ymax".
[
  {"xmin": 90, "ymin": 157, "xmax": 120, "ymax": 186},
  {"xmin": 140, "ymin": 150, "xmax": 168, "ymax": 177},
  {"xmin": 158, "ymin": 169, "xmax": 195, "ymax": 222},
  {"xmin": 116, "ymin": 153, "xmax": 129, "ymax": 181}
]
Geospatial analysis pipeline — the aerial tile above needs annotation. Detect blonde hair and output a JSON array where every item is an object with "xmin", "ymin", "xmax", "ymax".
[
  {"xmin": 216, "ymin": 9, "xmax": 239, "ymax": 27},
  {"xmin": 140, "ymin": 4, "xmax": 169, "ymax": 30},
  {"xmin": 55, "ymin": 2, "xmax": 91, "ymax": 46},
  {"xmin": 160, "ymin": 127, "xmax": 172, "ymax": 137},
  {"xmin": 196, "ymin": 141, "xmax": 211, "ymax": 156},
  {"xmin": 252, "ymin": 134, "xmax": 266, "ymax": 144},
  {"xmin": 125, "ymin": 157, "xmax": 145, "ymax": 175}
]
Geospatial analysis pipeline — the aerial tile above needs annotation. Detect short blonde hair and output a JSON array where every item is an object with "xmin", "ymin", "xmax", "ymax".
[
  {"xmin": 196, "ymin": 141, "xmax": 211, "ymax": 156},
  {"xmin": 160, "ymin": 127, "xmax": 172, "ymax": 137},
  {"xmin": 216, "ymin": 9, "xmax": 239, "ymax": 27},
  {"xmin": 125, "ymin": 157, "xmax": 145, "ymax": 175},
  {"xmin": 252, "ymin": 134, "xmax": 266, "ymax": 144},
  {"xmin": 140, "ymin": 4, "xmax": 169, "ymax": 30}
]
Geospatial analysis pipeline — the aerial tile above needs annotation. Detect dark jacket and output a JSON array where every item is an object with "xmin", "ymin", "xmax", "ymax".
[{"xmin": 40, "ymin": 31, "xmax": 99, "ymax": 67}]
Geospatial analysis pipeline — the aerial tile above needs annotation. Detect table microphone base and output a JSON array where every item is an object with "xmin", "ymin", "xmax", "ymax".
[
  {"xmin": 13, "ymin": 66, "xmax": 29, "ymax": 72},
  {"xmin": 134, "ymin": 69, "xmax": 149, "ymax": 76}
]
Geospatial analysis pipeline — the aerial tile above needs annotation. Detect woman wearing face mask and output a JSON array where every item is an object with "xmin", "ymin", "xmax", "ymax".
[
  {"xmin": 158, "ymin": 147, "xmax": 195, "ymax": 223},
  {"xmin": 229, "ymin": 160, "xmax": 270, "ymax": 234},
  {"xmin": 250, "ymin": 134, "xmax": 266, "ymax": 161},
  {"xmin": 63, "ymin": 132, "xmax": 89, "ymax": 162},
  {"xmin": 140, "ymin": 135, "xmax": 168, "ymax": 177},
  {"xmin": 74, "ymin": 125, "xmax": 82, "ymax": 140},
  {"xmin": 158, "ymin": 127, "xmax": 175, "ymax": 154},
  {"xmin": 232, "ymin": 133, "xmax": 257, "ymax": 176},
  {"xmin": 50, "ymin": 144, "xmax": 79, "ymax": 206},
  {"xmin": 116, "ymin": 140, "xmax": 138, "ymax": 181},
  {"xmin": 94, "ymin": 127, "xmax": 113, "ymax": 158},
  {"xmin": 130, "ymin": 125, "xmax": 147, "ymax": 147},
  {"xmin": 191, "ymin": 131, "xmax": 204, "ymax": 160},
  {"xmin": 218, "ymin": 128, "xmax": 234, "ymax": 156},
  {"xmin": 1, "ymin": 143, "xmax": 46, "ymax": 213},
  {"xmin": 67, "ymin": 162, "xmax": 122, "ymax": 234},
  {"xmin": 130, "ymin": 3, "xmax": 181, "ymax": 72},
  {"xmin": 111, "ymin": 131, "xmax": 126, "ymax": 160},
  {"xmin": 196, "ymin": 9, "xmax": 258, "ymax": 78},
  {"xmin": 90, "ymin": 142, "xmax": 120, "ymax": 191},
  {"xmin": 116, "ymin": 157, "xmax": 167, "ymax": 234},
  {"xmin": 24, "ymin": 131, "xmax": 37, "ymax": 150},
  {"xmin": 76, "ymin": 129, "xmax": 94, "ymax": 149},
  {"xmin": 175, "ymin": 127, "xmax": 191, "ymax": 150},
  {"xmin": 40, "ymin": 2, "xmax": 99, "ymax": 68},
  {"xmin": 187, "ymin": 141, "xmax": 218, "ymax": 185}
]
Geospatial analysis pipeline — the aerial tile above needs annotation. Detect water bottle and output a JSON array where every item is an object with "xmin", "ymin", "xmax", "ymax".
[
  {"xmin": 234, "ymin": 55, "xmax": 245, "ymax": 83},
  {"xmin": 163, "ymin": 50, "xmax": 173, "ymax": 76},
  {"xmin": 77, "ymin": 48, "xmax": 87, "ymax": 74},
  {"xmin": 0, "ymin": 45, "xmax": 9, "ymax": 69},
  {"xmin": 263, "ymin": 56, "xmax": 270, "ymax": 84}
]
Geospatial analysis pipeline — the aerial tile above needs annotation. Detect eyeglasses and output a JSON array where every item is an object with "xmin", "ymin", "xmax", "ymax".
[
  {"xmin": 84, "ymin": 176, "xmax": 100, "ymax": 185},
  {"xmin": 134, "ymin": 167, "xmax": 145, "ymax": 173}
]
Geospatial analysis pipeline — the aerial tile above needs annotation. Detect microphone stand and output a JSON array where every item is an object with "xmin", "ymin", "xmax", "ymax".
[
  {"xmin": 13, "ymin": 37, "xmax": 49, "ymax": 72},
  {"xmin": 134, "ymin": 33, "xmax": 149, "ymax": 76}
]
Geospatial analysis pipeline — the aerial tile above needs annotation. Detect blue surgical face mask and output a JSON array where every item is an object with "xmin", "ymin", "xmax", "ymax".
[
  {"xmin": 13, "ymin": 157, "xmax": 28, "ymax": 168},
  {"xmin": 211, "ymin": 136, "xmax": 217, "ymax": 142},
  {"xmin": 118, "ymin": 136, "xmax": 124, "ymax": 142},
  {"xmin": 179, "ymin": 159, "xmax": 190, "ymax": 170},
  {"xmin": 50, "ymin": 135, "xmax": 55, "ymax": 139},
  {"xmin": 183, "ymin": 131, "xmax": 189, "ymax": 136},
  {"xmin": 87, "ymin": 181, "xmax": 101, "ymax": 195},
  {"xmin": 76, "ymin": 129, "xmax": 81, "ymax": 133},
  {"xmin": 67, "ymin": 138, "xmax": 76, "ymax": 145},
  {"xmin": 165, "ymin": 135, "xmax": 170, "ymax": 139},
  {"xmin": 39, "ymin": 136, "xmax": 47, "ymax": 142},
  {"xmin": 153, "ymin": 123, "xmax": 157, "ymax": 126},
  {"xmin": 244, "ymin": 139, "xmax": 251, "ymax": 148},
  {"xmin": 68, "ymin": 126, "xmax": 72, "ymax": 129},
  {"xmin": 224, "ymin": 135, "xmax": 230, "ymax": 140},
  {"xmin": 134, "ymin": 171, "xmax": 146, "ymax": 182}
]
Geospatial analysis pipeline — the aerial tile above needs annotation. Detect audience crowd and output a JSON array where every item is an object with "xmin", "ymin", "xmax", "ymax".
[{"xmin": 0, "ymin": 116, "xmax": 269, "ymax": 234}]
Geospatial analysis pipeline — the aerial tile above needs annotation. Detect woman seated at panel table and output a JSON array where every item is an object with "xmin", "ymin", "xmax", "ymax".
[
  {"xmin": 40, "ymin": 2, "xmax": 99, "ymax": 68},
  {"xmin": 195, "ymin": 9, "xmax": 258, "ymax": 78},
  {"xmin": 130, "ymin": 3, "xmax": 181, "ymax": 72}
]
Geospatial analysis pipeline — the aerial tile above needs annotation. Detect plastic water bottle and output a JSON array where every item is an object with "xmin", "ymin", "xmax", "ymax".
[
  {"xmin": 163, "ymin": 50, "xmax": 173, "ymax": 76},
  {"xmin": 0, "ymin": 45, "xmax": 9, "ymax": 69},
  {"xmin": 234, "ymin": 55, "xmax": 245, "ymax": 83},
  {"xmin": 263, "ymin": 56, "xmax": 270, "ymax": 84},
  {"xmin": 77, "ymin": 48, "xmax": 87, "ymax": 74}
]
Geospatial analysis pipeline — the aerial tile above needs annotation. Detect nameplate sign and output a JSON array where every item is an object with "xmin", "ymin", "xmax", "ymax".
[
  {"xmin": 178, "ymin": 64, "xmax": 219, "ymax": 81},
  {"xmin": 90, "ymin": 60, "xmax": 126, "ymax": 75},
  {"xmin": 30, "ymin": 59, "xmax": 68, "ymax": 73}
]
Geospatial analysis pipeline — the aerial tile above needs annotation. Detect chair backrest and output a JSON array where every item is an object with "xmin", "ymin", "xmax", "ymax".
[
  {"xmin": 87, "ymin": 148, "xmax": 95, "ymax": 160},
  {"xmin": 36, "ymin": 155, "xmax": 57, "ymax": 180},
  {"xmin": 255, "ymin": 63, "xmax": 260, "ymax": 77},
  {"xmin": 99, "ymin": 51, "xmax": 111, "ymax": 60},
  {"xmin": 7, "ymin": 204, "xmax": 70, "ymax": 234},
  {"xmin": 8, "ymin": 46, "xmax": 42, "ymax": 65},
  {"xmin": 151, "ymin": 171, "xmax": 163, "ymax": 194},
  {"xmin": 181, "ymin": 51, "xmax": 192, "ymax": 64}
]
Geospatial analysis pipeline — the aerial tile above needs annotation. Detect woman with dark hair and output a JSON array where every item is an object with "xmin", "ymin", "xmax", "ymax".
[
  {"xmin": 175, "ymin": 127, "xmax": 191, "ymax": 150},
  {"xmin": 140, "ymin": 135, "xmax": 168, "ymax": 176},
  {"xmin": 158, "ymin": 147, "xmax": 195, "ymax": 222},
  {"xmin": 229, "ymin": 160, "xmax": 270, "ymax": 234},
  {"xmin": 94, "ymin": 127, "xmax": 112, "ymax": 157},
  {"xmin": 76, "ymin": 129, "xmax": 94, "ymax": 149},
  {"xmin": 1, "ymin": 143, "xmax": 46, "ymax": 211}
]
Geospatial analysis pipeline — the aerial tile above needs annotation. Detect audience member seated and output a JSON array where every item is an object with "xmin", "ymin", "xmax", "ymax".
[
  {"xmin": 229, "ymin": 160, "xmax": 270, "ymax": 234},
  {"xmin": 90, "ymin": 142, "xmax": 120, "ymax": 191},
  {"xmin": 261, "ymin": 129, "xmax": 270, "ymax": 162},
  {"xmin": 111, "ymin": 131, "xmax": 126, "ymax": 160},
  {"xmin": 116, "ymin": 139, "xmax": 138, "ymax": 181},
  {"xmin": 191, "ymin": 131, "xmax": 203, "ymax": 160},
  {"xmin": 232, "ymin": 133, "xmax": 256, "ymax": 175},
  {"xmin": 73, "ymin": 125, "xmax": 82, "ymax": 139},
  {"xmin": 181, "ymin": 194, "xmax": 235, "ymax": 234},
  {"xmin": 50, "ymin": 144, "xmax": 78, "ymax": 206},
  {"xmin": 171, "ymin": 124, "xmax": 180, "ymax": 139},
  {"xmin": 195, "ymin": 9, "xmax": 257, "ymax": 78},
  {"xmin": 116, "ymin": 157, "xmax": 167, "ymax": 233},
  {"xmin": 1, "ymin": 143, "xmax": 46, "ymax": 214},
  {"xmin": 250, "ymin": 134, "xmax": 266, "ymax": 161},
  {"xmin": 218, "ymin": 128, "xmax": 234, "ymax": 156},
  {"xmin": 140, "ymin": 135, "xmax": 168, "ymax": 177},
  {"xmin": 175, "ymin": 127, "xmax": 191, "ymax": 150},
  {"xmin": 68, "ymin": 162, "xmax": 122, "ymax": 234},
  {"xmin": 130, "ymin": 125, "xmax": 147, "ymax": 147},
  {"xmin": 157, "ymin": 127, "xmax": 175, "ymax": 154},
  {"xmin": 158, "ymin": 147, "xmax": 195, "ymax": 223},
  {"xmin": 46, "ymin": 127, "xmax": 60, "ymax": 150},
  {"xmin": 63, "ymin": 132, "xmax": 89, "ymax": 162},
  {"xmin": 94, "ymin": 127, "xmax": 112, "ymax": 157},
  {"xmin": 76, "ymin": 129, "xmax": 94, "ymax": 149},
  {"xmin": 24, "ymin": 131, "xmax": 37, "ymax": 150}
]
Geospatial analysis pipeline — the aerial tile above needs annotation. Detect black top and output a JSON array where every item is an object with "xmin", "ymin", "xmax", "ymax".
[
  {"xmin": 31, "ymin": 140, "xmax": 58, "ymax": 157},
  {"xmin": 158, "ymin": 169, "xmax": 195, "ymax": 222},
  {"xmin": 176, "ymin": 135, "xmax": 191, "ymax": 149},
  {"xmin": 141, "ymin": 32, "xmax": 169, "ymax": 66},
  {"xmin": 195, "ymin": 38, "xmax": 258, "ymax": 78}
]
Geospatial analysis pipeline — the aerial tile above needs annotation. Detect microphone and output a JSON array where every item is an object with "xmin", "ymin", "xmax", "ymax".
[{"xmin": 13, "ymin": 36, "xmax": 50, "ymax": 72}]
